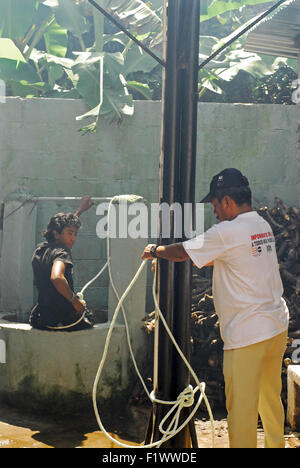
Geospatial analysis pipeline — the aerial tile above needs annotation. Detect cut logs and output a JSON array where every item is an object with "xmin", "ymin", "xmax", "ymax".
[{"xmin": 190, "ymin": 267, "xmax": 225, "ymax": 410}]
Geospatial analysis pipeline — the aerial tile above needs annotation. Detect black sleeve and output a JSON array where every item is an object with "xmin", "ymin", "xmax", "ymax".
[{"xmin": 50, "ymin": 247, "xmax": 73, "ymax": 267}]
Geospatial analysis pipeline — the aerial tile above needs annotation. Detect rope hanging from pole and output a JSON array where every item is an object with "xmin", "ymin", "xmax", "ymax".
[{"xmin": 76, "ymin": 196, "xmax": 216, "ymax": 448}]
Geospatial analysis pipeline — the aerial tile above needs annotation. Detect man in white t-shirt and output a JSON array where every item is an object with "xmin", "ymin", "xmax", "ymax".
[{"xmin": 142, "ymin": 168, "xmax": 289, "ymax": 448}]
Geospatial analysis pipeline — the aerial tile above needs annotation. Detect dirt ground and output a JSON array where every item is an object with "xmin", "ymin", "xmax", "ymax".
[
  {"xmin": 0, "ymin": 402, "xmax": 299, "ymax": 449},
  {"xmin": 194, "ymin": 412, "xmax": 300, "ymax": 449}
]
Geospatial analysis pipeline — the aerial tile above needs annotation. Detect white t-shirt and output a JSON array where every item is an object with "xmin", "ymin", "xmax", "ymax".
[{"xmin": 183, "ymin": 211, "xmax": 289, "ymax": 350}]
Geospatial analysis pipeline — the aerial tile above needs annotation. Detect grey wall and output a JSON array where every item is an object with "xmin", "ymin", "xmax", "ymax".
[
  {"xmin": 0, "ymin": 98, "xmax": 299, "ymax": 317},
  {"xmin": 197, "ymin": 103, "xmax": 300, "ymax": 228},
  {"xmin": 1, "ymin": 98, "xmax": 299, "ymax": 207},
  {"xmin": 0, "ymin": 98, "xmax": 161, "ymax": 202}
]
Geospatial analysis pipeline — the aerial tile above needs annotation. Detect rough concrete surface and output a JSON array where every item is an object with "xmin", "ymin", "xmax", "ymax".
[{"xmin": 0, "ymin": 402, "xmax": 299, "ymax": 449}]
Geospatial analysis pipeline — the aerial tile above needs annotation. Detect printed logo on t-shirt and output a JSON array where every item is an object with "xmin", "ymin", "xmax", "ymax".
[
  {"xmin": 252, "ymin": 245, "xmax": 262, "ymax": 256},
  {"xmin": 251, "ymin": 231, "xmax": 275, "ymax": 256}
]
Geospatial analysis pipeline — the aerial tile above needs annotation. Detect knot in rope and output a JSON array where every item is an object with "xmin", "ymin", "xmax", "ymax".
[
  {"xmin": 178, "ymin": 385, "xmax": 194, "ymax": 408},
  {"xmin": 156, "ymin": 385, "xmax": 196, "ymax": 442},
  {"xmin": 89, "ymin": 197, "xmax": 215, "ymax": 448}
]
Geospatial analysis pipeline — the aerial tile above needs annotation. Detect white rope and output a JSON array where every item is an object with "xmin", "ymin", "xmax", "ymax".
[
  {"xmin": 46, "ymin": 311, "xmax": 87, "ymax": 330},
  {"xmin": 45, "ymin": 264, "xmax": 109, "ymax": 331},
  {"xmin": 78, "ymin": 261, "xmax": 108, "ymax": 297},
  {"xmin": 79, "ymin": 195, "xmax": 215, "ymax": 448}
]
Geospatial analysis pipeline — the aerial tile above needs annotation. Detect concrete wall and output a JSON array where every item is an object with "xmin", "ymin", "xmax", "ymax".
[
  {"xmin": 0, "ymin": 98, "xmax": 160, "ymax": 318},
  {"xmin": 0, "ymin": 99, "xmax": 299, "ymax": 209},
  {"xmin": 197, "ymin": 103, "xmax": 300, "ymax": 228},
  {"xmin": 0, "ymin": 97, "xmax": 299, "ymax": 413},
  {"xmin": 0, "ymin": 98, "xmax": 160, "ymax": 203},
  {"xmin": 0, "ymin": 98, "xmax": 299, "ymax": 317},
  {"xmin": 0, "ymin": 98, "xmax": 300, "ymax": 230}
]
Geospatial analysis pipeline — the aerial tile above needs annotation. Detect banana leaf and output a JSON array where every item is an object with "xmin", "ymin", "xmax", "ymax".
[
  {"xmin": 0, "ymin": 0, "xmax": 38, "ymax": 39},
  {"xmin": 200, "ymin": 0, "xmax": 276, "ymax": 22}
]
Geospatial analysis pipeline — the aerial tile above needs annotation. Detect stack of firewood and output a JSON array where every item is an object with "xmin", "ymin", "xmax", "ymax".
[
  {"xmin": 190, "ymin": 267, "xmax": 225, "ymax": 410},
  {"xmin": 190, "ymin": 197, "xmax": 300, "ymax": 412}
]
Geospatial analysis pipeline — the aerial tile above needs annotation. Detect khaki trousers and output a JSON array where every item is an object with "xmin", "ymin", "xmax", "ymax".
[{"xmin": 223, "ymin": 330, "xmax": 287, "ymax": 448}]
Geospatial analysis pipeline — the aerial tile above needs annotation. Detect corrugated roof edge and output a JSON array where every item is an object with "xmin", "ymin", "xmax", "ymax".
[{"xmin": 247, "ymin": 0, "xmax": 298, "ymax": 35}]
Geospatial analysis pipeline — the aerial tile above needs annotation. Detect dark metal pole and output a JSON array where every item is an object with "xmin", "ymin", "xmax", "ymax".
[
  {"xmin": 149, "ymin": 0, "xmax": 200, "ymax": 448},
  {"xmin": 149, "ymin": 0, "xmax": 180, "ymax": 444},
  {"xmin": 171, "ymin": 0, "xmax": 200, "ymax": 448}
]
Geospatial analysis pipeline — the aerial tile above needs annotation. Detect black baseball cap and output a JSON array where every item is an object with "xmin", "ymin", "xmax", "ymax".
[{"xmin": 200, "ymin": 168, "xmax": 249, "ymax": 203}]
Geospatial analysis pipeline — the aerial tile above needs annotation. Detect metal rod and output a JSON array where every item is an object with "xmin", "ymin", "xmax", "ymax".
[
  {"xmin": 150, "ymin": 0, "xmax": 180, "ymax": 446},
  {"xmin": 0, "ymin": 202, "xmax": 4, "ymax": 262},
  {"xmin": 31, "ymin": 197, "xmax": 112, "ymax": 202},
  {"xmin": 145, "ymin": 0, "xmax": 168, "ymax": 446},
  {"xmin": 87, "ymin": 0, "xmax": 166, "ymax": 68},
  {"xmin": 198, "ymin": 0, "xmax": 289, "ymax": 71},
  {"xmin": 0, "ymin": 202, "xmax": 4, "ymax": 231},
  {"xmin": 171, "ymin": 0, "xmax": 200, "ymax": 448}
]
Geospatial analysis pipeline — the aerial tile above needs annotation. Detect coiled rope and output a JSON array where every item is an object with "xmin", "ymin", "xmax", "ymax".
[{"xmin": 80, "ymin": 195, "xmax": 215, "ymax": 448}]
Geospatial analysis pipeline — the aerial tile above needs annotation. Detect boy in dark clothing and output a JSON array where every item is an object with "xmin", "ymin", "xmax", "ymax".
[{"xmin": 29, "ymin": 197, "xmax": 95, "ymax": 331}]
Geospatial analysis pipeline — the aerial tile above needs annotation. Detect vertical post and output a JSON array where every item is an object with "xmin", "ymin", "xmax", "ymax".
[
  {"xmin": 0, "ymin": 201, "xmax": 4, "ymax": 310},
  {"xmin": 0, "ymin": 199, "xmax": 37, "ymax": 321},
  {"xmin": 0, "ymin": 202, "xmax": 4, "ymax": 262},
  {"xmin": 172, "ymin": 0, "xmax": 200, "ymax": 448},
  {"xmin": 148, "ymin": 0, "xmax": 200, "ymax": 448}
]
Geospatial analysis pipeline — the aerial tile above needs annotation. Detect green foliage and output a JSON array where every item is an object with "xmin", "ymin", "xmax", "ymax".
[
  {"xmin": 200, "ymin": 0, "xmax": 275, "ymax": 22},
  {"xmin": 0, "ymin": 0, "xmax": 38, "ymax": 39},
  {"xmin": 0, "ymin": 0, "xmax": 296, "ymax": 133},
  {"xmin": 0, "ymin": 0, "xmax": 163, "ymax": 132},
  {"xmin": 198, "ymin": 3, "xmax": 297, "ymax": 104}
]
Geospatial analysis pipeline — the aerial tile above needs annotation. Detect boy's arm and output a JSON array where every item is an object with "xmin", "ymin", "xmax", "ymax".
[
  {"xmin": 51, "ymin": 260, "xmax": 85, "ymax": 315},
  {"xmin": 74, "ymin": 195, "xmax": 94, "ymax": 217}
]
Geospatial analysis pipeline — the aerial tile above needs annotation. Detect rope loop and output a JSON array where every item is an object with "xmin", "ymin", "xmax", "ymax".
[
  {"xmin": 78, "ymin": 195, "xmax": 216, "ymax": 448},
  {"xmin": 158, "ymin": 385, "xmax": 195, "ymax": 439}
]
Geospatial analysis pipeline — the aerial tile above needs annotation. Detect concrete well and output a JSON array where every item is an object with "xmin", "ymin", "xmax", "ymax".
[
  {"xmin": 0, "ymin": 322, "xmax": 131, "ymax": 413},
  {"xmin": 0, "ymin": 196, "xmax": 150, "ymax": 415}
]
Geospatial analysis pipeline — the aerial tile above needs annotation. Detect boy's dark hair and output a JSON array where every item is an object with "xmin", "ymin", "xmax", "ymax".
[
  {"xmin": 43, "ymin": 213, "xmax": 81, "ymax": 243},
  {"xmin": 214, "ymin": 185, "xmax": 252, "ymax": 206}
]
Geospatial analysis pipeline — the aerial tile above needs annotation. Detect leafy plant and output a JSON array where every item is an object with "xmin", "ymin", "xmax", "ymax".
[
  {"xmin": 0, "ymin": 0, "xmax": 296, "ymax": 133},
  {"xmin": 0, "ymin": 0, "xmax": 163, "ymax": 132},
  {"xmin": 198, "ymin": 3, "xmax": 297, "ymax": 102}
]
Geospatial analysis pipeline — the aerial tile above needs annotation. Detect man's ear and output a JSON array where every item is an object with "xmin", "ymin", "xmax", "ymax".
[
  {"xmin": 53, "ymin": 230, "xmax": 59, "ymax": 240},
  {"xmin": 222, "ymin": 196, "xmax": 229, "ymax": 208}
]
